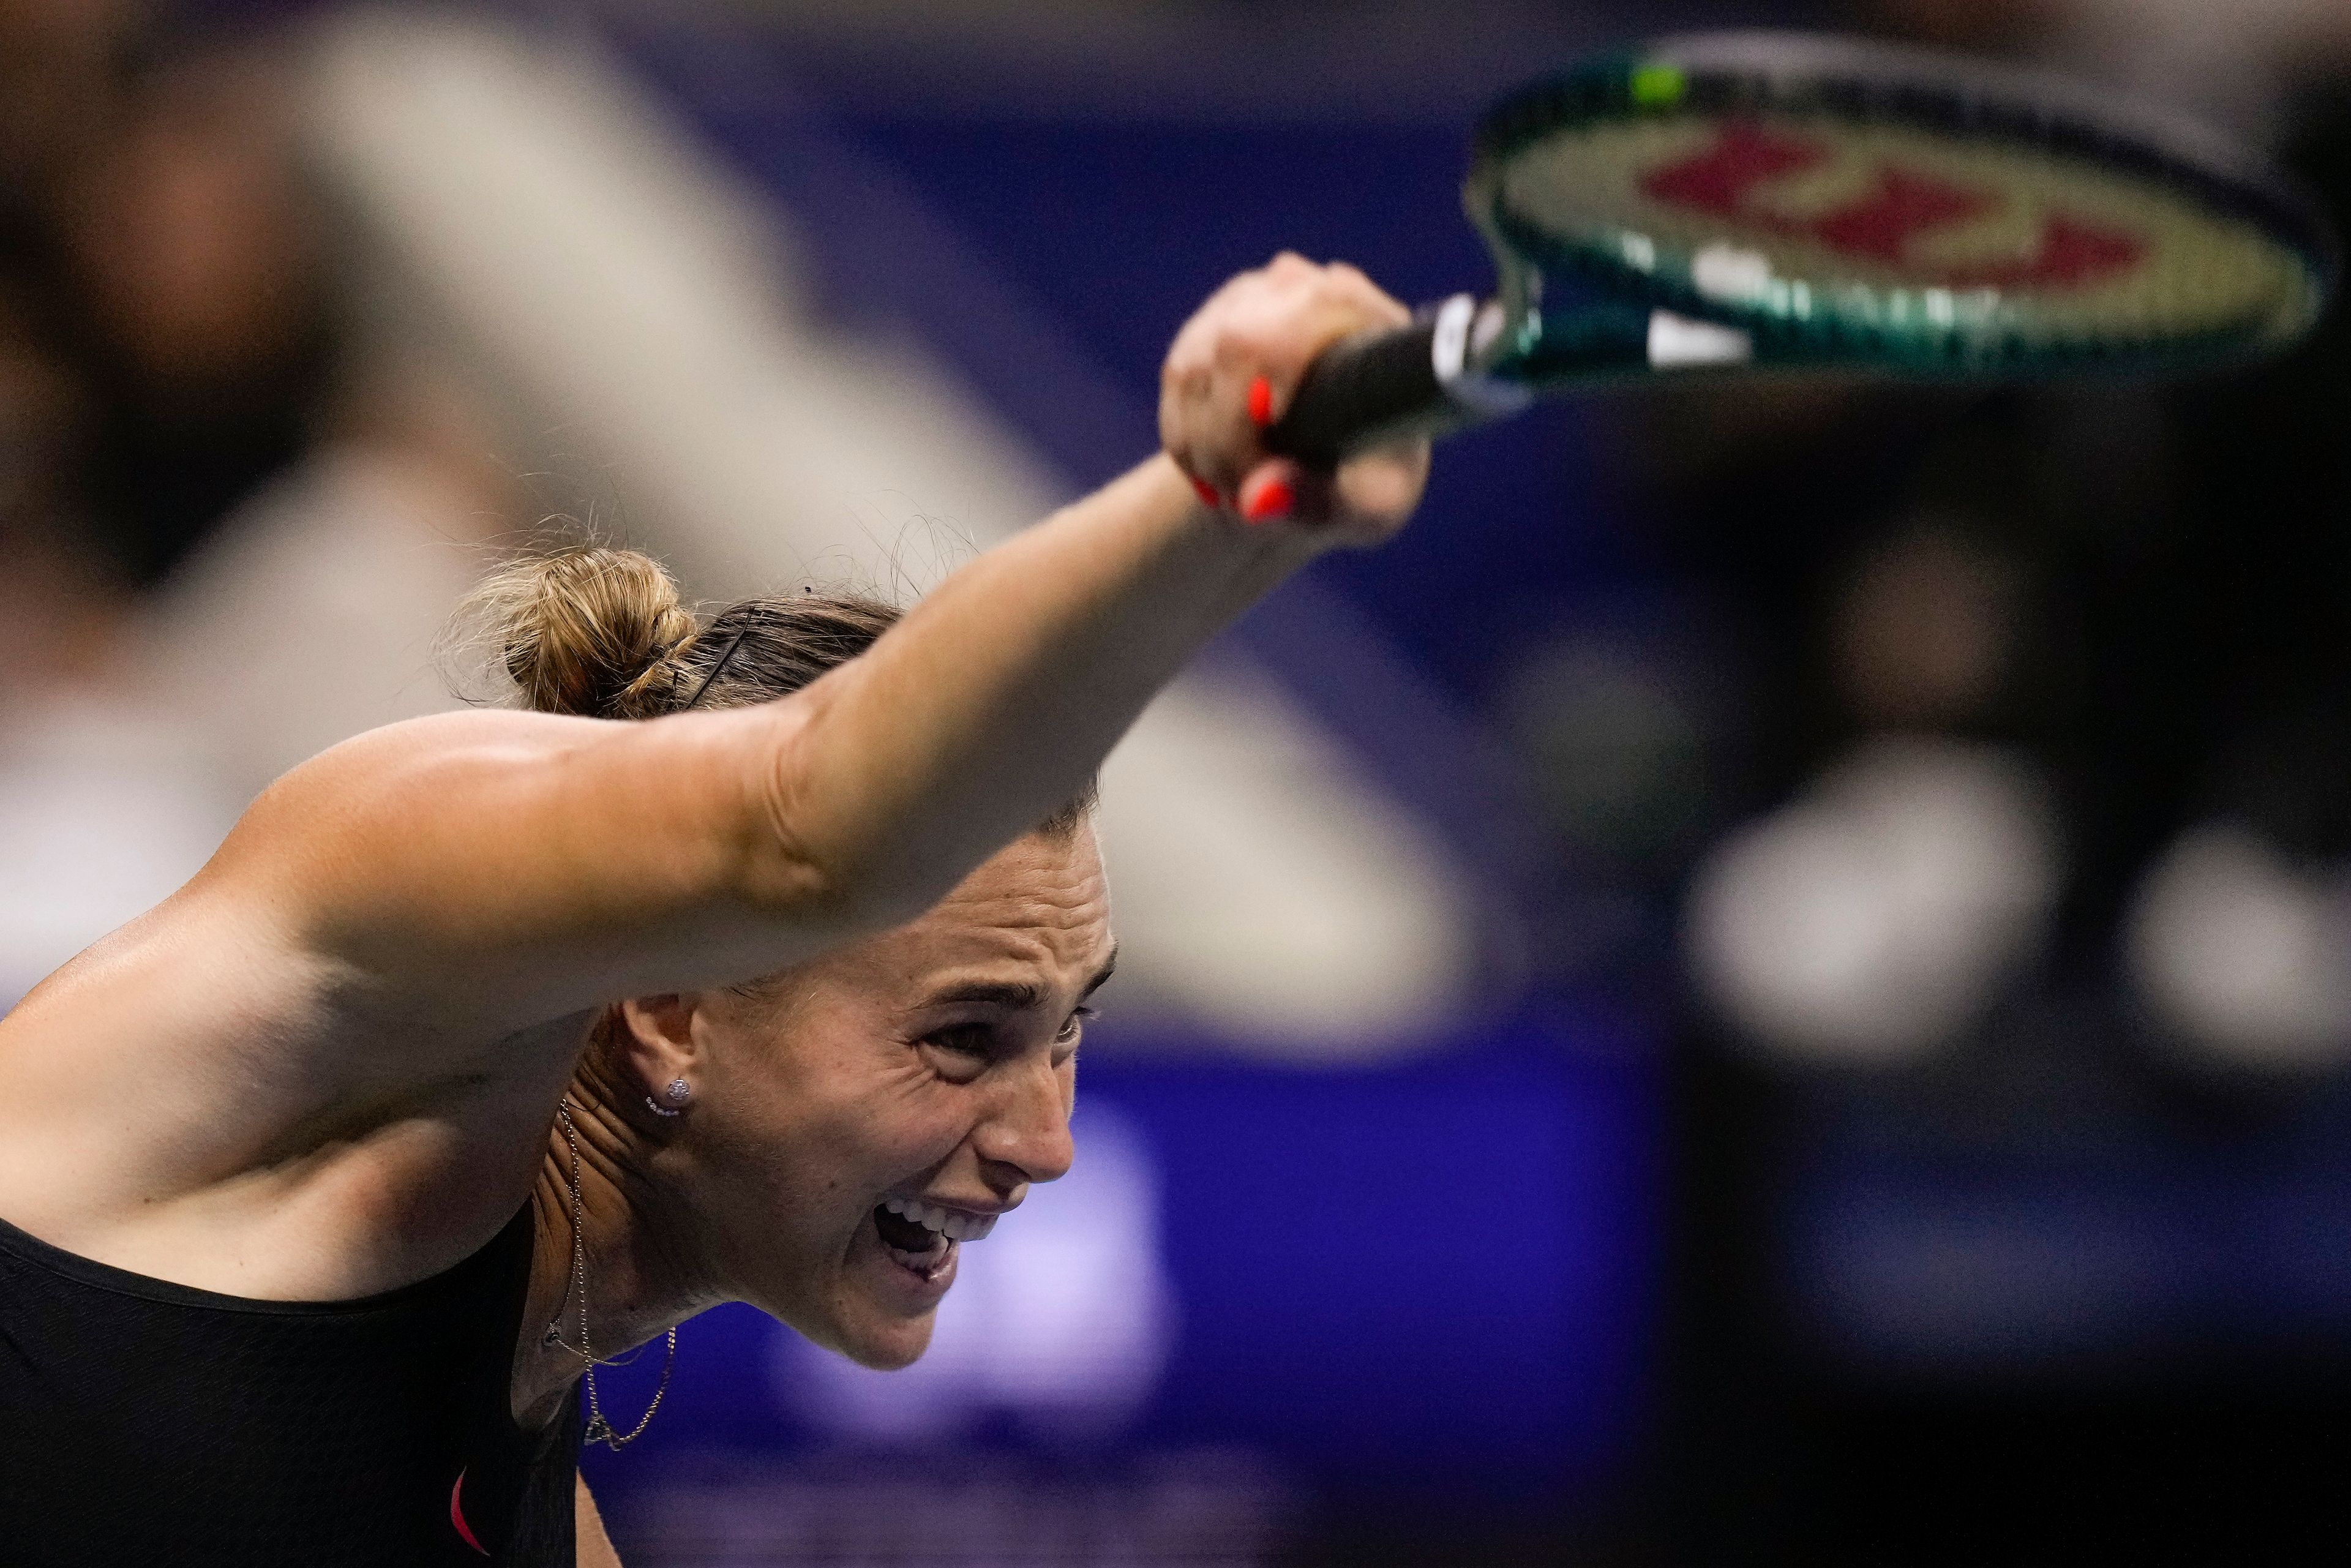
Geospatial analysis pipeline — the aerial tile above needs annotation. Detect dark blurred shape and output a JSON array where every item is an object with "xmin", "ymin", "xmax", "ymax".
[
  {"xmin": 0, "ymin": 277, "xmax": 77, "ymax": 517},
  {"xmin": 1832, "ymin": 523, "xmax": 2021, "ymax": 732},
  {"xmin": 2158, "ymin": 77, "xmax": 2351, "ymax": 861},
  {"xmin": 41, "ymin": 34, "xmax": 334, "ymax": 586},
  {"xmin": 1653, "ymin": 44, "xmax": 2351, "ymax": 1567},
  {"xmin": 2100, "ymin": 77, "xmax": 2351, "ymax": 1071},
  {"xmin": 0, "ymin": 269, "xmax": 118, "ymax": 701},
  {"xmin": 1853, "ymin": 0, "xmax": 2066, "ymax": 55},
  {"xmin": 0, "ymin": 0, "xmax": 143, "ymax": 225},
  {"xmin": 2, "ymin": 3, "xmax": 336, "ymax": 590},
  {"xmin": 1500, "ymin": 627, "xmax": 1718, "ymax": 879}
]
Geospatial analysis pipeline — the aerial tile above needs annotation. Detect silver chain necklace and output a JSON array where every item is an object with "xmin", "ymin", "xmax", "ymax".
[{"xmin": 549, "ymin": 1097, "xmax": 677, "ymax": 1452}]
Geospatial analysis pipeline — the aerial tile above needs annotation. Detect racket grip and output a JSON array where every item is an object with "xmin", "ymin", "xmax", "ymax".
[
  {"xmin": 1266, "ymin": 296, "xmax": 1528, "ymax": 465},
  {"xmin": 1262, "ymin": 317, "xmax": 1447, "ymax": 468}
]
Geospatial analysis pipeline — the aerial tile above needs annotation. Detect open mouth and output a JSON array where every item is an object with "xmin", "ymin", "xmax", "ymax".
[{"xmin": 870, "ymin": 1196, "xmax": 996, "ymax": 1277}]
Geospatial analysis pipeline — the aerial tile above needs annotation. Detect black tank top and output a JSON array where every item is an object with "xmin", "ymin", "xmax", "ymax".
[{"xmin": 0, "ymin": 1204, "xmax": 578, "ymax": 1566}]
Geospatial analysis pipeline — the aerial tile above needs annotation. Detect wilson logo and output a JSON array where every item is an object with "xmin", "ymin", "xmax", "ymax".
[{"xmin": 1641, "ymin": 121, "xmax": 2146, "ymax": 289}]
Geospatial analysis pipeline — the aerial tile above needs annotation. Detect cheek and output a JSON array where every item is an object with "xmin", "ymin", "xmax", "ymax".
[
  {"xmin": 697, "ymin": 1071, "xmax": 859, "ymax": 1217},
  {"xmin": 715, "ymin": 1049, "xmax": 974, "ymax": 1210},
  {"xmin": 866, "ymin": 1087, "xmax": 982, "ymax": 1178}
]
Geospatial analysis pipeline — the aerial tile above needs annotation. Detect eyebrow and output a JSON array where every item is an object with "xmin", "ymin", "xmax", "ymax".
[
  {"xmin": 1081, "ymin": 946, "xmax": 1119, "ymax": 1001},
  {"xmin": 924, "ymin": 945, "xmax": 1117, "ymax": 1013}
]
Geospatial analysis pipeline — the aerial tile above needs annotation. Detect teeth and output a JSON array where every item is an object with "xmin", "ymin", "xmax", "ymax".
[{"xmin": 880, "ymin": 1196, "xmax": 999, "ymax": 1242}]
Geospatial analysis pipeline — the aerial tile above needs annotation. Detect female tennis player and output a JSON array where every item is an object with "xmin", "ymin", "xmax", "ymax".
[{"xmin": 0, "ymin": 255, "xmax": 1427, "ymax": 1566}]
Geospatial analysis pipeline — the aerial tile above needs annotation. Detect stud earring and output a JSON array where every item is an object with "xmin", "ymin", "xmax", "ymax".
[{"xmin": 646, "ymin": 1078, "xmax": 691, "ymax": 1119}]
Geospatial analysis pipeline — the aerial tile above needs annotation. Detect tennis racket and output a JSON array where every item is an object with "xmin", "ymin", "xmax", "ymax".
[{"xmin": 1269, "ymin": 31, "xmax": 2340, "ymax": 465}]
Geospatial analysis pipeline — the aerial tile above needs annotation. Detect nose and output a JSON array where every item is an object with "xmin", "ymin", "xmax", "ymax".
[{"xmin": 972, "ymin": 1057, "xmax": 1074, "ymax": 1188}]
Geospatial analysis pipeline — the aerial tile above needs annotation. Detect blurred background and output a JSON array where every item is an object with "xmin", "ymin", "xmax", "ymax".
[{"xmin": 1, "ymin": 0, "xmax": 2346, "ymax": 1562}]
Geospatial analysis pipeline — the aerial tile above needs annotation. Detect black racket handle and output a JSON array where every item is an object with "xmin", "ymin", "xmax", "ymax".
[{"xmin": 1261, "ymin": 316, "xmax": 1446, "ymax": 468}]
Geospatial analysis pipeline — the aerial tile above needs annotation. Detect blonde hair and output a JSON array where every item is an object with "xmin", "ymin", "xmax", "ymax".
[{"xmin": 463, "ymin": 546, "xmax": 897, "ymax": 719}]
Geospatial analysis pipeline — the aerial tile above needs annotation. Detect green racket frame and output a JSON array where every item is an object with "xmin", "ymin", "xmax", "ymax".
[{"xmin": 1267, "ymin": 31, "xmax": 2340, "ymax": 466}]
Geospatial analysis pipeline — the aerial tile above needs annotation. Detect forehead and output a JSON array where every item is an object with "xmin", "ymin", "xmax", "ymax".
[{"xmin": 868, "ymin": 828, "xmax": 1113, "ymax": 980}]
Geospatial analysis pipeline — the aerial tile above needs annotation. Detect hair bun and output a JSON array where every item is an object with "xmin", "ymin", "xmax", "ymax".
[{"xmin": 471, "ymin": 546, "xmax": 700, "ymax": 718}]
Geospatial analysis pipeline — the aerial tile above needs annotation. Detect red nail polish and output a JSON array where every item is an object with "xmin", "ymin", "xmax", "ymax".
[
  {"xmin": 1247, "ymin": 375, "xmax": 1274, "ymax": 427},
  {"xmin": 1189, "ymin": 476, "xmax": 1222, "ymax": 509},
  {"xmin": 1242, "ymin": 476, "xmax": 1294, "ymax": 523}
]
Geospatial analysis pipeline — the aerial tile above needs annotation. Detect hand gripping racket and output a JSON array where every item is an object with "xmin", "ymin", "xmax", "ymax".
[{"xmin": 1268, "ymin": 31, "xmax": 2340, "ymax": 465}]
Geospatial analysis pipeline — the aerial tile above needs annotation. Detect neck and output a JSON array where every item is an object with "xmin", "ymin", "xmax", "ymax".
[{"xmin": 514, "ymin": 1058, "xmax": 715, "ymax": 1426}]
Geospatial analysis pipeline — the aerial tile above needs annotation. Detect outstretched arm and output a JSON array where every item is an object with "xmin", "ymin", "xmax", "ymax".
[
  {"xmin": 197, "ymin": 257, "xmax": 1428, "ymax": 1035},
  {"xmin": 780, "ymin": 254, "xmax": 1430, "ymax": 926}
]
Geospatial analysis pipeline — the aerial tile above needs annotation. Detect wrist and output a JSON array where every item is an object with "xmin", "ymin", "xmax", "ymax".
[{"xmin": 1148, "ymin": 454, "xmax": 1327, "ymax": 572}]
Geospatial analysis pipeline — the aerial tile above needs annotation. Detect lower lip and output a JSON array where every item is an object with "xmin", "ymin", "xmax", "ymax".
[{"xmin": 864, "ymin": 1214, "xmax": 958, "ymax": 1298}]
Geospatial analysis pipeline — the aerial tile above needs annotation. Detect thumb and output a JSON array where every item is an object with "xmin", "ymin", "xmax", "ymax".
[{"xmin": 1332, "ymin": 439, "xmax": 1430, "ymax": 530}]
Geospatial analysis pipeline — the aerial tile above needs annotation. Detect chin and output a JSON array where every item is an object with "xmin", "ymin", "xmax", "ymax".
[{"xmin": 834, "ymin": 1311, "xmax": 937, "ymax": 1371}]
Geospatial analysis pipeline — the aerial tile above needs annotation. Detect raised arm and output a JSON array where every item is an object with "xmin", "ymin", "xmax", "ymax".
[{"xmin": 192, "ymin": 257, "xmax": 1427, "ymax": 1035}]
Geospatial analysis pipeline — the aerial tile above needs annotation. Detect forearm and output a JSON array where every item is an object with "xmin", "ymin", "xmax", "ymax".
[
  {"xmin": 768, "ymin": 453, "xmax": 1310, "ymax": 918},
  {"xmin": 211, "ymin": 459, "xmax": 1295, "ymax": 1021}
]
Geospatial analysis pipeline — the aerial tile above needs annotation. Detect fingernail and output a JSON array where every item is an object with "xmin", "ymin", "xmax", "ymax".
[
  {"xmin": 1241, "ymin": 475, "xmax": 1294, "ymax": 523},
  {"xmin": 1247, "ymin": 375, "xmax": 1274, "ymax": 427},
  {"xmin": 1189, "ymin": 476, "xmax": 1223, "ymax": 509}
]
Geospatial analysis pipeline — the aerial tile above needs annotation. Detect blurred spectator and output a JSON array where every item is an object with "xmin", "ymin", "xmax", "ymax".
[
  {"xmin": 0, "ymin": 275, "xmax": 113, "ymax": 703},
  {"xmin": 44, "ymin": 26, "xmax": 336, "ymax": 586},
  {"xmin": 0, "ymin": 2, "xmax": 522, "ymax": 1000}
]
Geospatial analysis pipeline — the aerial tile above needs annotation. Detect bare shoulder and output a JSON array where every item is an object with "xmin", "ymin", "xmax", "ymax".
[
  {"xmin": 231, "ymin": 707, "xmax": 609, "ymax": 831},
  {"xmin": 0, "ymin": 711, "xmax": 587, "ymax": 1257},
  {"xmin": 204, "ymin": 706, "xmax": 639, "ymax": 962},
  {"xmin": 219, "ymin": 703, "xmax": 779, "ymax": 882}
]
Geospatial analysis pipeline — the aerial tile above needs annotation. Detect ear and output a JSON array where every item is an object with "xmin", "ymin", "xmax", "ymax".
[{"xmin": 612, "ymin": 993, "xmax": 703, "ymax": 1108}]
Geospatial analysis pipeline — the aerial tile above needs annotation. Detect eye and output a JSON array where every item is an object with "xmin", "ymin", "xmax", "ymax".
[
  {"xmin": 1056, "ymin": 1006, "xmax": 1098, "ymax": 1045},
  {"xmin": 925, "ymin": 1022, "xmax": 994, "ymax": 1059}
]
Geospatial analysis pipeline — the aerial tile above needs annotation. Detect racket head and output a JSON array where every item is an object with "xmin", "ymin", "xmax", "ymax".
[{"xmin": 1467, "ymin": 31, "xmax": 2339, "ymax": 382}]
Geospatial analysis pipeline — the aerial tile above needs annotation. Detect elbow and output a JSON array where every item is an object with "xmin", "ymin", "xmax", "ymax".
[
  {"xmin": 733, "ymin": 832, "xmax": 941, "ymax": 942},
  {"xmin": 740, "ymin": 715, "xmax": 943, "ymax": 939}
]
